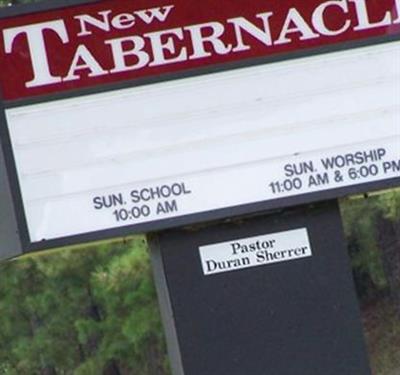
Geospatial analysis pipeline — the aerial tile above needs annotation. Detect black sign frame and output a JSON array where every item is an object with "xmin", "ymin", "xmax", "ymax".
[{"xmin": 0, "ymin": 0, "xmax": 399, "ymax": 256}]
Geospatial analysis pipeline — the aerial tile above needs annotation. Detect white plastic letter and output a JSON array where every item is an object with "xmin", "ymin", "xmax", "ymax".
[
  {"xmin": 105, "ymin": 36, "xmax": 150, "ymax": 73},
  {"xmin": 275, "ymin": 8, "xmax": 319, "ymax": 45},
  {"xmin": 145, "ymin": 28, "xmax": 187, "ymax": 66},
  {"xmin": 349, "ymin": 0, "xmax": 392, "ymax": 30},
  {"xmin": 3, "ymin": 20, "xmax": 69, "ymax": 88},
  {"xmin": 135, "ymin": 5, "xmax": 175, "ymax": 24},
  {"xmin": 64, "ymin": 45, "xmax": 108, "ymax": 81},
  {"xmin": 393, "ymin": 0, "xmax": 400, "ymax": 24},
  {"xmin": 185, "ymin": 22, "xmax": 232, "ymax": 59},
  {"xmin": 74, "ymin": 11, "xmax": 112, "ymax": 36},
  {"xmin": 228, "ymin": 13, "xmax": 274, "ymax": 52},
  {"xmin": 312, "ymin": 0, "xmax": 351, "ymax": 36}
]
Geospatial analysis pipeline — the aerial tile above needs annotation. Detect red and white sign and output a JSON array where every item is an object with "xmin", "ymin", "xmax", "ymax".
[
  {"xmin": 0, "ymin": 0, "xmax": 399, "ymax": 249},
  {"xmin": 1, "ymin": 0, "xmax": 399, "ymax": 99}
]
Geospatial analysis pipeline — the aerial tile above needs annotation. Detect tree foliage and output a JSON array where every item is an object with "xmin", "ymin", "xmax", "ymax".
[
  {"xmin": 341, "ymin": 189, "xmax": 400, "ymax": 301},
  {"xmin": 1, "ymin": 192, "xmax": 398, "ymax": 374},
  {"xmin": 0, "ymin": 238, "xmax": 169, "ymax": 375}
]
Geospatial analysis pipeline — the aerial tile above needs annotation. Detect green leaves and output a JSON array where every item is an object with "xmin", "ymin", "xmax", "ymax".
[
  {"xmin": 341, "ymin": 189, "xmax": 400, "ymax": 298},
  {"xmin": 0, "ymin": 238, "xmax": 169, "ymax": 374}
]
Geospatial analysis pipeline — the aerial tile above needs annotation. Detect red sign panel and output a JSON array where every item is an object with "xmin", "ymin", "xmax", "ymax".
[{"xmin": 0, "ymin": 0, "xmax": 399, "ymax": 101}]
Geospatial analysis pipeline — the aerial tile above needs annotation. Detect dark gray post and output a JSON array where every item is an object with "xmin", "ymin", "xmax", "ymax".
[
  {"xmin": 0, "ymin": 137, "xmax": 22, "ymax": 260},
  {"xmin": 149, "ymin": 200, "xmax": 371, "ymax": 375}
]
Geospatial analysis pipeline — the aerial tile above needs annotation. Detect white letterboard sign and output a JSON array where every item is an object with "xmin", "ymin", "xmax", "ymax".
[{"xmin": 0, "ymin": 0, "xmax": 399, "ymax": 253}]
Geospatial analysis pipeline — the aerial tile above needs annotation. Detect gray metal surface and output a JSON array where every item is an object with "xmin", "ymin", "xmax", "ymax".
[
  {"xmin": 150, "ymin": 201, "xmax": 371, "ymax": 375},
  {"xmin": 148, "ymin": 234, "xmax": 185, "ymax": 375},
  {"xmin": 0, "ymin": 139, "xmax": 22, "ymax": 260}
]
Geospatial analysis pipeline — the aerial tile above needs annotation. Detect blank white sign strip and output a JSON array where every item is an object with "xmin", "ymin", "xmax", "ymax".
[{"xmin": 5, "ymin": 41, "xmax": 400, "ymax": 241}]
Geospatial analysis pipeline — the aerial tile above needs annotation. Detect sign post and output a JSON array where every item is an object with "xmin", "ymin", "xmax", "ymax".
[
  {"xmin": 0, "ymin": 133, "xmax": 22, "ymax": 259},
  {"xmin": 0, "ymin": 0, "xmax": 399, "ymax": 373},
  {"xmin": 149, "ymin": 201, "xmax": 371, "ymax": 375}
]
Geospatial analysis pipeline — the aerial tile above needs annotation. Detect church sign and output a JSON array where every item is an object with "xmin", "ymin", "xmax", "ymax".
[{"xmin": 0, "ymin": 0, "xmax": 399, "ymax": 253}]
